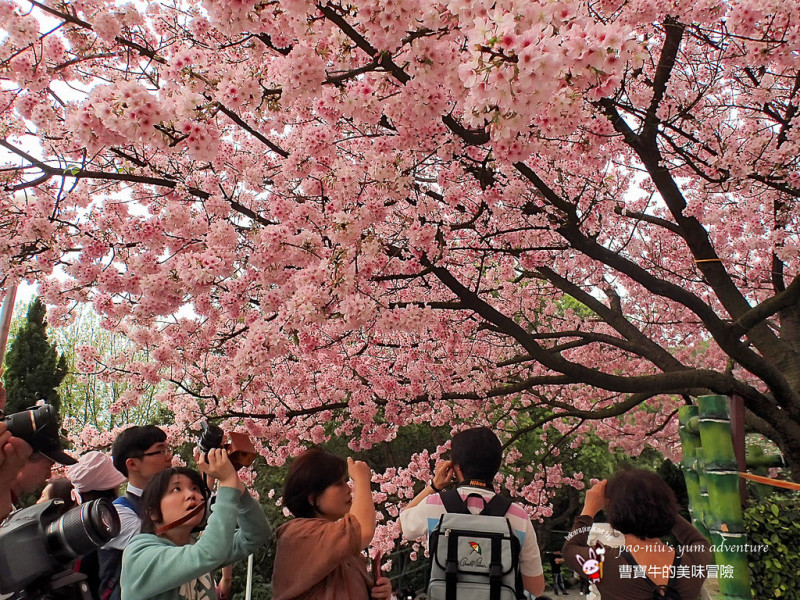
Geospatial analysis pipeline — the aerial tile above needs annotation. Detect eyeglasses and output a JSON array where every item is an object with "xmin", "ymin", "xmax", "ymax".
[{"xmin": 139, "ymin": 447, "xmax": 173, "ymax": 458}]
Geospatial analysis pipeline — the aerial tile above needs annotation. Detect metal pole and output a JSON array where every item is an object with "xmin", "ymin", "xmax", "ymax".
[
  {"xmin": 0, "ymin": 284, "xmax": 18, "ymax": 412},
  {"xmin": 245, "ymin": 554, "xmax": 254, "ymax": 600},
  {"xmin": 0, "ymin": 283, "xmax": 18, "ymax": 364},
  {"xmin": 729, "ymin": 394, "xmax": 747, "ymax": 504}
]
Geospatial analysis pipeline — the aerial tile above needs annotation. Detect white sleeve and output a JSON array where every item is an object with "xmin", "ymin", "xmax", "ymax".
[
  {"xmin": 399, "ymin": 502, "xmax": 431, "ymax": 541},
  {"xmin": 103, "ymin": 504, "xmax": 141, "ymax": 550},
  {"xmin": 519, "ymin": 519, "xmax": 543, "ymax": 577}
]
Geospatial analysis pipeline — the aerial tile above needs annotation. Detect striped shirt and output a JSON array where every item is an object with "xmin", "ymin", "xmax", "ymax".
[{"xmin": 399, "ymin": 486, "xmax": 544, "ymax": 577}]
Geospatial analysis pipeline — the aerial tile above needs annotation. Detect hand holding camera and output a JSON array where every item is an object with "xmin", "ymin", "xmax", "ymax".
[
  {"xmin": 195, "ymin": 448, "xmax": 243, "ymax": 492},
  {"xmin": 196, "ymin": 421, "xmax": 257, "ymax": 471},
  {"xmin": 0, "ymin": 422, "xmax": 33, "ymax": 485},
  {"xmin": 0, "ymin": 422, "xmax": 33, "ymax": 520},
  {"xmin": 1, "ymin": 404, "xmax": 76, "ymax": 465}
]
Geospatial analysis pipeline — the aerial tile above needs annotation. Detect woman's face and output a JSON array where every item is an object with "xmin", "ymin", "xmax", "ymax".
[
  {"xmin": 313, "ymin": 477, "xmax": 352, "ymax": 520},
  {"xmin": 157, "ymin": 474, "xmax": 205, "ymax": 530}
]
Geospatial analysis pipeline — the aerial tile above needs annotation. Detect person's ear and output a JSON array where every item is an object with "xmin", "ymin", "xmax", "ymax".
[
  {"xmin": 126, "ymin": 457, "xmax": 140, "ymax": 474},
  {"xmin": 453, "ymin": 464, "xmax": 465, "ymax": 482}
]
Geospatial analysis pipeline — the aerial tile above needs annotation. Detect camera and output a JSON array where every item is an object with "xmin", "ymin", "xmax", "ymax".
[
  {"xmin": 197, "ymin": 421, "xmax": 257, "ymax": 471},
  {"xmin": 0, "ymin": 498, "xmax": 120, "ymax": 596},
  {"xmin": 1, "ymin": 405, "xmax": 76, "ymax": 465}
]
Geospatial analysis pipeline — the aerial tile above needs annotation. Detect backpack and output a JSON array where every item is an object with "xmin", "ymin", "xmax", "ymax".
[{"xmin": 427, "ymin": 489, "xmax": 524, "ymax": 600}]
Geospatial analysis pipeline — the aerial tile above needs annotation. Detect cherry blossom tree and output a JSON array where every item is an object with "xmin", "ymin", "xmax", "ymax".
[{"xmin": 1, "ymin": 0, "xmax": 799, "ymax": 490}]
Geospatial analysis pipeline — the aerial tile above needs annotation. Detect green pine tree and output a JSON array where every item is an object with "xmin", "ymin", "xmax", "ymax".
[{"xmin": 2, "ymin": 297, "xmax": 67, "ymax": 415}]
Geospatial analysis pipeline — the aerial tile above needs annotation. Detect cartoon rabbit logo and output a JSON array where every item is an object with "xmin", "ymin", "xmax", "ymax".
[{"xmin": 576, "ymin": 546, "xmax": 603, "ymax": 582}]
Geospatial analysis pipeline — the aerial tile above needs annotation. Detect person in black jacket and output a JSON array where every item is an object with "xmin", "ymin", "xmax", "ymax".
[{"xmin": 549, "ymin": 550, "xmax": 568, "ymax": 595}]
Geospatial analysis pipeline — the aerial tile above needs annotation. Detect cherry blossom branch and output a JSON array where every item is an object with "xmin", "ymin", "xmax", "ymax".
[
  {"xmin": 613, "ymin": 205, "xmax": 682, "ymax": 235},
  {"xmin": 597, "ymin": 99, "xmax": 791, "ymax": 364},
  {"xmin": 317, "ymin": 2, "xmax": 490, "ymax": 145},
  {"xmin": 733, "ymin": 274, "xmax": 800, "ymax": 334},
  {"xmin": 425, "ymin": 260, "xmax": 754, "ymax": 396},
  {"xmin": 0, "ymin": 139, "xmax": 274, "ymax": 227},
  {"xmin": 212, "ymin": 101, "xmax": 289, "ymax": 158},
  {"xmin": 535, "ymin": 266, "xmax": 687, "ymax": 372},
  {"xmin": 502, "ymin": 392, "xmax": 671, "ymax": 448}
]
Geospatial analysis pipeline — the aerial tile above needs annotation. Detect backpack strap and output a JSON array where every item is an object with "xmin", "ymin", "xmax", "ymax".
[
  {"xmin": 113, "ymin": 491, "xmax": 143, "ymax": 517},
  {"xmin": 99, "ymin": 492, "xmax": 143, "ymax": 600},
  {"xmin": 439, "ymin": 489, "xmax": 469, "ymax": 514},
  {"xmin": 481, "ymin": 494, "xmax": 512, "ymax": 517},
  {"xmin": 489, "ymin": 534, "xmax": 504, "ymax": 600},
  {"xmin": 445, "ymin": 528, "xmax": 459, "ymax": 600},
  {"xmin": 481, "ymin": 495, "xmax": 517, "ymax": 599}
]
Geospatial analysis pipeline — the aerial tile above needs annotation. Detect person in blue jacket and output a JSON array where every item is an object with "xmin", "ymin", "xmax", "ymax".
[{"xmin": 120, "ymin": 448, "xmax": 271, "ymax": 600}]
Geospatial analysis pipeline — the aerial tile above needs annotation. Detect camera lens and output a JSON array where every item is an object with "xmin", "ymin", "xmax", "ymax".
[
  {"xmin": 199, "ymin": 422, "xmax": 224, "ymax": 452},
  {"xmin": 45, "ymin": 498, "xmax": 121, "ymax": 561},
  {"xmin": 2, "ymin": 404, "xmax": 55, "ymax": 443}
]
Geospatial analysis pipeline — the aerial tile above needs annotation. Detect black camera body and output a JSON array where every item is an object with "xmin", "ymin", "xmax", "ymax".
[
  {"xmin": 196, "ymin": 421, "xmax": 256, "ymax": 471},
  {"xmin": 2, "ymin": 404, "xmax": 60, "ymax": 454},
  {"xmin": 0, "ymin": 498, "xmax": 120, "ymax": 595},
  {"xmin": 197, "ymin": 421, "xmax": 225, "ymax": 455}
]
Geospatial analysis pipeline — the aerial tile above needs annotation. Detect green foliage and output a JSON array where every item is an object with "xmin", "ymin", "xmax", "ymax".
[
  {"xmin": 2, "ymin": 297, "xmax": 67, "ymax": 415},
  {"xmin": 557, "ymin": 294, "xmax": 595, "ymax": 318},
  {"xmin": 744, "ymin": 492, "xmax": 800, "ymax": 599},
  {"xmin": 52, "ymin": 303, "xmax": 170, "ymax": 430}
]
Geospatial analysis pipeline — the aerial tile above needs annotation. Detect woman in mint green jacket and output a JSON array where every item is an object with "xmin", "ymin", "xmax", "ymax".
[{"xmin": 121, "ymin": 449, "xmax": 271, "ymax": 600}]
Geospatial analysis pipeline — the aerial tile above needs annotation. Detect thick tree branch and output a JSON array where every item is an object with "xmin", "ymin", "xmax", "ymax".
[
  {"xmin": 536, "ymin": 266, "xmax": 687, "ymax": 373},
  {"xmin": 734, "ymin": 274, "xmax": 800, "ymax": 334},
  {"xmin": 643, "ymin": 18, "xmax": 686, "ymax": 140}
]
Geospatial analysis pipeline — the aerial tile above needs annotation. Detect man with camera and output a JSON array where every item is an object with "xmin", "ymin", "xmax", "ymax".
[
  {"xmin": 0, "ymin": 400, "xmax": 114, "ymax": 600},
  {"xmin": 98, "ymin": 425, "xmax": 173, "ymax": 600},
  {"xmin": 1, "ymin": 396, "xmax": 78, "ymax": 520}
]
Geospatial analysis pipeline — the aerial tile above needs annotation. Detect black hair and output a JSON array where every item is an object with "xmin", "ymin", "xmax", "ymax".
[
  {"xmin": 605, "ymin": 467, "xmax": 679, "ymax": 539},
  {"xmin": 111, "ymin": 425, "xmax": 167, "ymax": 477},
  {"xmin": 283, "ymin": 448, "xmax": 347, "ymax": 518},
  {"xmin": 44, "ymin": 477, "xmax": 76, "ymax": 509},
  {"xmin": 80, "ymin": 488, "xmax": 118, "ymax": 502},
  {"xmin": 139, "ymin": 467, "xmax": 210, "ymax": 534},
  {"xmin": 450, "ymin": 427, "xmax": 502, "ymax": 482}
]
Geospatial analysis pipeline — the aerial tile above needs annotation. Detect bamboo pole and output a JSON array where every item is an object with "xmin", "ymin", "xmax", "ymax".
[
  {"xmin": 697, "ymin": 395, "xmax": 752, "ymax": 600},
  {"xmin": 679, "ymin": 405, "xmax": 710, "ymax": 537}
]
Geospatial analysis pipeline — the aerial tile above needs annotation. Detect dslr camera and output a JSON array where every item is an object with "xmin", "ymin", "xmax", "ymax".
[
  {"xmin": 1, "ymin": 404, "xmax": 76, "ymax": 465},
  {"xmin": 197, "ymin": 421, "xmax": 257, "ymax": 471},
  {"xmin": 0, "ymin": 498, "xmax": 120, "ymax": 597}
]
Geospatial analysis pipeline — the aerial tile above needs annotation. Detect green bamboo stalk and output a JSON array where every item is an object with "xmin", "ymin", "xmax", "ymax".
[
  {"xmin": 679, "ymin": 405, "xmax": 710, "ymax": 537},
  {"xmin": 697, "ymin": 395, "xmax": 752, "ymax": 600}
]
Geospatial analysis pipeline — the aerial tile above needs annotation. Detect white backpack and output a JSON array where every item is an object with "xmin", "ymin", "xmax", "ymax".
[{"xmin": 427, "ymin": 490, "xmax": 524, "ymax": 600}]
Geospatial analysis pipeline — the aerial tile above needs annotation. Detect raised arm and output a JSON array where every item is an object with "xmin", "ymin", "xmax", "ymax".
[{"xmin": 347, "ymin": 457, "xmax": 376, "ymax": 549}]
